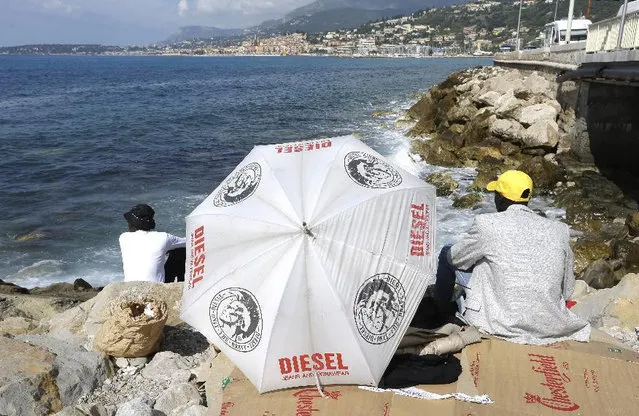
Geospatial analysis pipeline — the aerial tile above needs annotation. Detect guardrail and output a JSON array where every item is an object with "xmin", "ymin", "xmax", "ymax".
[{"xmin": 586, "ymin": 11, "xmax": 639, "ymax": 52}]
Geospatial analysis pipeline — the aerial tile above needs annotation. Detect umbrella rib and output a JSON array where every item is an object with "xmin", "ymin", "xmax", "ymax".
[
  {"xmin": 313, "ymin": 186, "xmax": 427, "ymax": 229},
  {"xmin": 306, "ymin": 139, "xmax": 348, "ymax": 222},
  {"xmin": 186, "ymin": 211, "xmax": 298, "ymax": 231},
  {"xmin": 181, "ymin": 234, "xmax": 299, "ymax": 316},
  {"xmin": 307, "ymin": 242, "xmax": 378, "ymax": 385},
  {"xmin": 253, "ymin": 145, "xmax": 303, "ymax": 225}
]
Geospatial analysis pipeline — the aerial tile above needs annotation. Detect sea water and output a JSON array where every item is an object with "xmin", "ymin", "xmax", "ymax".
[{"xmin": 0, "ymin": 55, "xmax": 560, "ymax": 288}]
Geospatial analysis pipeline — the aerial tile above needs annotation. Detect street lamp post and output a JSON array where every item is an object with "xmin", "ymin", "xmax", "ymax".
[
  {"xmin": 516, "ymin": 0, "xmax": 523, "ymax": 51},
  {"xmin": 566, "ymin": 0, "xmax": 575, "ymax": 43}
]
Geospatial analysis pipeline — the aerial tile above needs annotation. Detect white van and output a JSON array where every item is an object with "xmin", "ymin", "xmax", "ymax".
[{"xmin": 543, "ymin": 19, "xmax": 592, "ymax": 47}]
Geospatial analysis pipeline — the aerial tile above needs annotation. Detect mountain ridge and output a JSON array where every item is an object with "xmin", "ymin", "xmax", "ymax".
[{"xmin": 164, "ymin": 0, "xmax": 469, "ymax": 42}]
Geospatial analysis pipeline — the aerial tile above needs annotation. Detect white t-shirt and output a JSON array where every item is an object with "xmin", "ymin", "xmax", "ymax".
[{"xmin": 119, "ymin": 230, "xmax": 186, "ymax": 283}]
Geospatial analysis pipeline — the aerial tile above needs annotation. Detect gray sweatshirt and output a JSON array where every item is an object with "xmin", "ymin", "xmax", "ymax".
[{"xmin": 450, "ymin": 204, "xmax": 590, "ymax": 344}]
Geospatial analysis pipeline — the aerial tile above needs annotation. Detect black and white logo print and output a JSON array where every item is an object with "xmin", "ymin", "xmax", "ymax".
[
  {"xmin": 213, "ymin": 162, "xmax": 261, "ymax": 207},
  {"xmin": 344, "ymin": 152, "xmax": 402, "ymax": 189},
  {"xmin": 353, "ymin": 273, "xmax": 406, "ymax": 345},
  {"xmin": 210, "ymin": 287, "xmax": 263, "ymax": 352}
]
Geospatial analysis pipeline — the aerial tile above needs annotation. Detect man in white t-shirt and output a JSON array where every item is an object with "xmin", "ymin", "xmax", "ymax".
[{"xmin": 119, "ymin": 204, "xmax": 186, "ymax": 283}]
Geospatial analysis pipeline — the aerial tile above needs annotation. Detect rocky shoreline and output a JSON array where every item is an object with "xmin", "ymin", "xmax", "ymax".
[{"xmin": 2, "ymin": 65, "xmax": 639, "ymax": 415}]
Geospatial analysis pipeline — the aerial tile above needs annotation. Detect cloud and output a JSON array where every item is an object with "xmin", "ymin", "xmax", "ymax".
[
  {"xmin": 178, "ymin": 0, "xmax": 189, "ymax": 16},
  {"xmin": 43, "ymin": 0, "xmax": 72, "ymax": 13},
  {"xmin": 193, "ymin": 0, "xmax": 302, "ymax": 15}
]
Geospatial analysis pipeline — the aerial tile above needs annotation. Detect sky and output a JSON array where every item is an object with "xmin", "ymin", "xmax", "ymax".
[{"xmin": 0, "ymin": 0, "xmax": 314, "ymax": 46}]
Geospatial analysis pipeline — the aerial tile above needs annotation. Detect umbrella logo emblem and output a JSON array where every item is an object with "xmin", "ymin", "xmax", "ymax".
[
  {"xmin": 209, "ymin": 287, "xmax": 263, "ymax": 352},
  {"xmin": 213, "ymin": 162, "xmax": 262, "ymax": 207},
  {"xmin": 354, "ymin": 273, "xmax": 406, "ymax": 344},
  {"xmin": 344, "ymin": 152, "xmax": 402, "ymax": 189}
]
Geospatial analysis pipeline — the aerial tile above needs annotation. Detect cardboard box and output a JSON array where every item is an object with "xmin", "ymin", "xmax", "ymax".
[{"xmin": 205, "ymin": 338, "xmax": 639, "ymax": 415}]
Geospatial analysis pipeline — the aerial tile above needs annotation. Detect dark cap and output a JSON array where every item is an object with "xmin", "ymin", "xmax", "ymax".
[{"xmin": 123, "ymin": 204, "xmax": 156, "ymax": 231}]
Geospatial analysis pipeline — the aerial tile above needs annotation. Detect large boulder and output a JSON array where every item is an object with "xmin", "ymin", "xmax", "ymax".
[
  {"xmin": 16, "ymin": 334, "xmax": 111, "ymax": 408},
  {"xmin": 572, "ymin": 240, "xmax": 613, "ymax": 276},
  {"xmin": 489, "ymin": 118, "xmax": 525, "ymax": 142},
  {"xmin": 0, "ymin": 335, "xmax": 63, "ymax": 416},
  {"xmin": 571, "ymin": 273, "xmax": 639, "ymax": 330},
  {"xmin": 515, "ymin": 103, "xmax": 558, "ymax": 127},
  {"xmin": 522, "ymin": 119, "xmax": 559, "ymax": 148}
]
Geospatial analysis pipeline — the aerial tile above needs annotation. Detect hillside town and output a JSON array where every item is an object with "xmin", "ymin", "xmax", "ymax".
[
  {"xmin": 156, "ymin": 0, "xmax": 519, "ymax": 57},
  {"xmin": 2, "ymin": 0, "xmax": 613, "ymax": 57}
]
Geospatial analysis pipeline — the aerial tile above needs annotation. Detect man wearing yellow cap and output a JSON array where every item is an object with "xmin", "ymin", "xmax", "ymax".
[{"xmin": 434, "ymin": 170, "xmax": 590, "ymax": 345}]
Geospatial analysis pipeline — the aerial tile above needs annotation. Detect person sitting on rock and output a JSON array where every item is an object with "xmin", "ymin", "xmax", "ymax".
[
  {"xmin": 433, "ymin": 170, "xmax": 590, "ymax": 345},
  {"xmin": 119, "ymin": 204, "xmax": 186, "ymax": 283}
]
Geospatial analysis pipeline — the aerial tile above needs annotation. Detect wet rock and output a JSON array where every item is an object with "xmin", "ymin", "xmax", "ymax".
[
  {"xmin": 500, "ymin": 141, "xmax": 520, "ymax": 157},
  {"xmin": 580, "ymin": 259, "xmax": 616, "ymax": 289},
  {"xmin": 411, "ymin": 139, "xmax": 462, "ymax": 168},
  {"xmin": 572, "ymin": 240, "xmax": 612, "ymax": 276},
  {"xmin": 425, "ymin": 172, "xmax": 459, "ymax": 197},
  {"xmin": 626, "ymin": 211, "xmax": 639, "ymax": 237},
  {"xmin": 517, "ymin": 156, "xmax": 564, "ymax": 193},
  {"xmin": 612, "ymin": 240, "xmax": 639, "ymax": 273},
  {"xmin": 452, "ymin": 193, "xmax": 484, "ymax": 209}
]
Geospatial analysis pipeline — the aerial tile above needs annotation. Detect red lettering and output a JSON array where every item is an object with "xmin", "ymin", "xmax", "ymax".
[
  {"xmin": 410, "ymin": 230, "xmax": 424, "ymax": 240},
  {"xmin": 194, "ymin": 226, "xmax": 204, "ymax": 238},
  {"xmin": 411, "ymin": 246, "xmax": 425, "ymax": 256},
  {"xmin": 292, "ymin": 356, "xmax": 300, "ymax": 372},
  {"xmin": 191, "ymin": 275, "xmax": 203, "ymax": 286},
  {"xmin": 279, "ymin": 358, "xmax": 292, "ymax": 375},
  {"xmin": 300, "ymin": 355, "xmax": 311, "ymax": 372},
  {"xmin": 311, "ymin": 353, "xmax": 324, "ymax": 370},
  {"xmin": 336, "ymin": 353, "xmax": 348, "ymax": 370},
  {"xmin": 324, "ymin": 353, "xmax": 336, "ymax": 370},
  {"xmin": 194, "ymin": 243, "xmax": 205, "ymax": 256},
  {"xmin": 412, "ymin": 219, "xmax": 425, "ymax": 229},
  {"xmin": 194, "ymin": 254, "xmax": 205, "ymax": 267}
]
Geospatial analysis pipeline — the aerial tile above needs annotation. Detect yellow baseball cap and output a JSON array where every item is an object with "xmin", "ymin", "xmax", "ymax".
[{"xmin": 486, "ymin": 170, "xmax": 533, "ymax": 202}]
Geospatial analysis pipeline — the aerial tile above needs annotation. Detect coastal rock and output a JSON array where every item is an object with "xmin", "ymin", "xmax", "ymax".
[
  {"xmin": 153, "ymin": 383, "xmax": 202, "ymax": 415},
  {"xmin": 612, "ymin": 240, "xmax": 639, "ymax": 273},
  {"xmin": 516, "ymin": 156, "xmax": 564, "ymax": 192},
  {"xmin": 515, "ymin": 103, "xmax": 558, "ymax": 127},
  {"xmin": 572, "ymin": 240, "xmax": 612, "ymax": 276},
  {"xmin": 626, "ymin": 211, "xmax": 639, "ymax": 237},
  {"xmin": 425, "ymin": 172, "xmax": 459, "ymax": 197},
  {"xmin": 475, "ymin": 91, "xmax": 501, "ymax": 107},
  {"xmin": 0, "ymin": 279, "xmax": 29, "ymax": 294},
  {"xmin": 521, "ymin": 119, "xmax": 559, "ymax": 148},
  {"xmin": 572, "ymin": 273, "xmax": 639, "ymax": 330},
  {"xmin": 489, "ymin": 118, "xmax": 524, "ymax": 142},
  {"xmin": 114, "ymin": 398, "xmax": 154, "ymax": 416},
  {"xmin": 580, "ymin": 259, "xmax": 616, "ymax": 289},
  {"xmin": 141, "ymin": 351, "xmax": 191, "ymax": 384},
  {"xmin": 0, "ymin": 335, "xmax": 63, "ymax": 416},
  {"xmin": 170, "ymin": 404, "xmax": 208, "ymax": 416},
  {"xmin": 16, "ymin": 334, "xmax": 112, "ymax": 407},
  {"xmin": 494, "ymin": 92, "xmax": 524, "ymax": 117},
  {"xmin": 411, "ymin": 139, "xmax": 462, "ymax": 168},
  {"xmin": 0, "ymin": 316, "xmax": 38, "ymax": 335},
  {"xmin": 520, "ymin": 72, "xmax": 555, "ymax": 97},
  {"xmin": 452, "ymin": 193, "xmax": 483, "ymax": 209}
]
